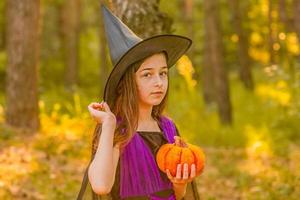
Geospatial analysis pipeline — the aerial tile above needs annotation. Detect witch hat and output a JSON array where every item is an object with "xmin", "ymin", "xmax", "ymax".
[{"xmin": 101, "ymin": 5, "xmax": 192, "ymax": 107}]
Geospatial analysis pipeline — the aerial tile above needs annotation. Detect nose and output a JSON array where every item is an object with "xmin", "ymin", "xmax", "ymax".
[{"xmin": 154, "ymin": 75, "xmax": 163, "ymax": 88}]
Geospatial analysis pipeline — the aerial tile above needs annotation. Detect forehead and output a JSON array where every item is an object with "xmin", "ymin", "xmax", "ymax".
[{"xmin": 138, "ymin": 53, "xmax": 167, "ymax": 70}]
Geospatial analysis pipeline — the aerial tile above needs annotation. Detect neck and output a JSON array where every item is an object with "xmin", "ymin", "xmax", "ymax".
[
  {"xmin": 137, "ymin": 102, "xmax": 161, "ymax": 132},
  {"xmin": 138, "ymin": 103, "xmax": 153, "ymax": 123}
]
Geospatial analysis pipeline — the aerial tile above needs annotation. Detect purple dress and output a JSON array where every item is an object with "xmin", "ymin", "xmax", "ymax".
[{"xmin": 110, "ymin": 117, "xmax": 179, "ymax": 200}]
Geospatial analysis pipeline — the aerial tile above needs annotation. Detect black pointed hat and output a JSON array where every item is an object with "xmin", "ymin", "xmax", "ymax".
[{"xmin": 101, "ymin": 5, "xmax": 192, "ymax": 107}]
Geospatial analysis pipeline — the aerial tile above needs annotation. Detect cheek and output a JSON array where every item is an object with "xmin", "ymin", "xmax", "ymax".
[
  {"xmin": 163, "ymin": 79, "xmax": 168, "ymax": 91},
  {"xmin": 137, "ymin": 78, "xmax": 150, "ymax": 89},
  {"xmin": 138, "ymin": 87, "xmax": 147, "ymax": 97},
  {"xmin": 136, "ymin": 80, "xmax": 149, "ymax": 97},
  {"xmin": 136, "ymin": 77, "xmax": 168, "ymax": 94}
]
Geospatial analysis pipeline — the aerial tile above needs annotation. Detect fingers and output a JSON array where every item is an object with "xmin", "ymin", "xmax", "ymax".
[
  {"xmin": 175, "ymin": 164, "xmax": 182, "ymax": 179},
  {"xmin": 88, "ymin": 101, "xmax": 112, "ymax": 113},
  {"xmin": 102, "ymin": 101, "xmax": 112, "ymax": 112},
  {"xmin": 87, "ymin": 102, "xmax": 104, "ymax": 122},
  {"xmin": 167, "ymin": 163, "xmax": 196, "ymax": 184},
  {"xmin": 88, "ymin": 101, "xmax": 106, "ymax": 111},
  {"xmin": 88, "ymin": 102, "xmax": 102, "ymax": 110},
  {"xmin": 190, "ymin": 164, "xmax": 196, "ymax": 179},
  {"xmin": 182, "ymin": 163, "xmax": 189, "ymax": 180},
  {"xmin": 166, "ymin": 169, "xmax": 174, "ymax": 181},
  {"xmin": 87, "ymin": 101, "xmax": 115, "ymax": 125}
]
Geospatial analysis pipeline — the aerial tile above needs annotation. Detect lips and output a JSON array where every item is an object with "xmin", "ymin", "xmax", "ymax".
[{"xmin": 151, "ymin": 91, "xmax": 163, "ymax": 94}]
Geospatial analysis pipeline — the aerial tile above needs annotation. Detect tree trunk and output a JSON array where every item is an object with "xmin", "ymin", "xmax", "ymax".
[
  {"xmin": 278, "ymin": 0, "xmax": 299, "ymax": 78},
  {"xmin": 0, "ymin": 1, "xmax": 5, "ymax": 51},
  {"xmin": 203, "ymin": 0, "xmax": 233, "ymax": 124},
  {"xmin": 228, "ymin": 0, "xmax": 254, "ymax": 90},
  {"xmin": 111, "ymin": 0, "xmax": 173, "ymax": 38},
  {"xmin": 203, "ymin": 0, "xmax": 215, "ymax": 104},
  {"xmin": 278, "ymin": 0, "xmax": 295, "ymax": 32},
  {"xmin": 293, "ymin": 0, "xmax": 300, "ymax": 42},
  {"xmin": 5, "ymin": 0, "xmax": 40, "ymax": 132},
  {"xmin": 60, "ymin": 0, "xmax": 81, "ymax": 92},
  {"xmin": 181, "ymin": 0, "xmax": 195, "ymax": 61}
]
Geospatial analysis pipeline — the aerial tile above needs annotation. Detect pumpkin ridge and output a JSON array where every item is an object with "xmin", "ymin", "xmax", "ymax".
[
  {"xmin": 179, "ymin": 147, "xmax": 183, "ymax": 168},
  {"xmin": 163, "ymin": 145, "xmax": 173, "ymax": 172},
  {"xmin": 190, "ymin": 145, "xmax": 198, "ymax": 172}
]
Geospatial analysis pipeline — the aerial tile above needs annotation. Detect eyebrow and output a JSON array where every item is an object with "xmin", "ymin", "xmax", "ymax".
[{"xmin": 140, "ymin": 66, "xmax": 168, "ymax": 72}]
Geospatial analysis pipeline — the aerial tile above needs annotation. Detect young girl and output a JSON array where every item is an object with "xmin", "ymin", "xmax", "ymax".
[{"xmin": 79, "ymin": 5, "xmax": 200, "ymax": 200}]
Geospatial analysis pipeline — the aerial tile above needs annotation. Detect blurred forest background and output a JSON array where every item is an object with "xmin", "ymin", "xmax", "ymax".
[{"xmin": 0, "ymin": 0, "xmax": 300, "ymax": 199}]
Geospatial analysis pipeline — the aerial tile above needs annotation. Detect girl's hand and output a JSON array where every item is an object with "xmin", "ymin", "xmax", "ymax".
[
  {"xmin": 166, "ymin": 136, "xmax": 196, "ymax": 184},
  {"xmin": 87, "ymin": 101, "xmax": 116, "ymax": 125},
  {"xmin": 166, "ymin": 163, "xmax": 196, "ymax": 185}
]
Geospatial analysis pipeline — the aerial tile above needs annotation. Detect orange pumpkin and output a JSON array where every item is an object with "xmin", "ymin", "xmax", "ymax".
[{"xmin": 156, "ymin": 143, "xmax": 205, "ymax": 177}]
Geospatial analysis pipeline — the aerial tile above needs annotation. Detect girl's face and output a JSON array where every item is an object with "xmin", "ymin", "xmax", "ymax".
[{"xmin": 135, "ymin": 53, "xmax": 168, "ymax": 107}]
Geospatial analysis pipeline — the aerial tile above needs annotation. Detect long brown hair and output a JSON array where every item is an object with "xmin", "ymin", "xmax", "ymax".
[{"xmin": 91, "ymin": 52, "xmax": 168, "ymax": 156}]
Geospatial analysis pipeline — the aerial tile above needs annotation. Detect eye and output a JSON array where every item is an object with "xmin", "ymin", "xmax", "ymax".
[
  {"xmin": 142, "ymin": 72, "xmax": 151, "ymax": 77},
  {"xmin": 160, "ymin": 71, "xmax": 168, "ymax": 76}
]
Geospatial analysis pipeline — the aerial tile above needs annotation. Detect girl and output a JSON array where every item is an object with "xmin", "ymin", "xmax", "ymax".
[{"xmin": 77, "ymin": 5, "xmax": 200, "ymax": 200}]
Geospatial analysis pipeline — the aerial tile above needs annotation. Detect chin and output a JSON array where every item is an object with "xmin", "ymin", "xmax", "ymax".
[
  {"xmin": 151, "ymin": 99, "xmax": 163, "ymax": 106},
  {"xmin": 152, "ymin": 102, "xmax": 161, "ymax": 106},
  {"xmin": 141, "ymin": 95, "xmax": 165, "ymax": 106}
]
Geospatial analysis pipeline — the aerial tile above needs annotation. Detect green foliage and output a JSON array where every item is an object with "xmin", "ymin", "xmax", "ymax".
[{"xmin": 1, "ymin": 0, "xmax": 300, "ymax": 199}]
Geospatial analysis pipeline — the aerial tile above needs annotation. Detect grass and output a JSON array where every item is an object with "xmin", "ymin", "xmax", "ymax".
[{"xmin": 0, "ymin": 66, "xmax": 300, "ymax": 199}]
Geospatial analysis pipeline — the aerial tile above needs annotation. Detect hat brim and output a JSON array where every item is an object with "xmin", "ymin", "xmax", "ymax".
[{"xmin": 103, "ymin": 34, "xmax": 192, "ymax": 107}]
